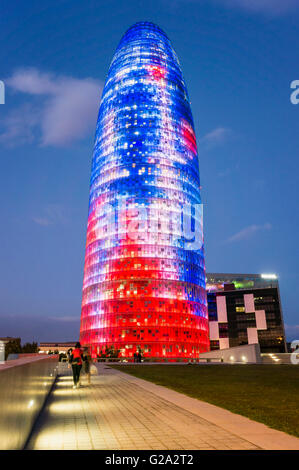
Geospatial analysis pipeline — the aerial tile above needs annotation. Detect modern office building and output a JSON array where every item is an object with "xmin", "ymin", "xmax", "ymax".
[
  {"xmin": 206, "ymin": 273, "xmax": 286, "ymax": 353},
  {"xmin": 80, "ymin": 22, "xmax": 209, "ymax": 358}
]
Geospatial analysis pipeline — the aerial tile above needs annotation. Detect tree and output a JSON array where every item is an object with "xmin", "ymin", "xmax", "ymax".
[
  {"xmin": 5, "ymin": 339, "xmax": 22, "ymax": 360},
  {"xmin": 22, "ymin": 342, "xmax": 38, "ymax": 353}
]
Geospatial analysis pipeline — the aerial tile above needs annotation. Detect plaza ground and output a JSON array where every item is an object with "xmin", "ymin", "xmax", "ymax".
[
  {"xmin": 110, "ymin": 364, "xmax": 299, "ymax": 438},
  {"xmin": 26, "ymin": 363, "xmax": 299, "ymax": 450}
]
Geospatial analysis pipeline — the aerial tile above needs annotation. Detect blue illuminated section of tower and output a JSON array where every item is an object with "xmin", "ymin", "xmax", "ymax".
[{"xmin": 80, "ymin": 22, "xmax": 209, "ymax": 358}]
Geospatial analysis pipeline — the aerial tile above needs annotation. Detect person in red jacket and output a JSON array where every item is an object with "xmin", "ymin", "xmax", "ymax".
[{"xmin": 70, "ymin": 342, "xmax": 84, "ymax": 389}]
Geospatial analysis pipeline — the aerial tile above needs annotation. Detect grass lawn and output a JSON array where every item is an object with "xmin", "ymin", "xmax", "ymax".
[{"xmin": 110, "ymin": 364, "xmax": 299, "ymax": 438}]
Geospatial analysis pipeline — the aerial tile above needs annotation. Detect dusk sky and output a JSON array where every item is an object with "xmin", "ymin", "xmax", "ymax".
[{"xmin": 0, "ymin": 0, "xmax": 298, "ymax": 343}]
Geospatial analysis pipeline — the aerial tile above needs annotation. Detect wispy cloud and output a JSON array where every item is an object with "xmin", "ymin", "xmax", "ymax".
[
  {"xmin": 225, "ymin": 222, "xmax": 272, "ymax": 243},
  {"xmin": 50, "ymin": 316, "xmax": 79, "ymax": 323},
  {"xmin": 0, "ymin": 314, "xmax": 80, "ymax": 342},
  {"xmin": 1, "ymin": 68, "xmax": 102, "ymax": 147},
  {"xmin": 175, "ymin": 0, "xmax": 299, "ymax": 15},
  {"xmin": 217, "ymin": 168, "xmax": 232, "ymax": 178},
  {"xmin": 0, "ymin": 103, "xmax": 40, "ymax": 146},
  {"xmin": 215, "ymin": 0, "xmax": 299, "ymax": 15},
  {"xmin": 32, "ymin": 204, "xmax": 67, "ymax": 226},
  {"xmin": 284, "ymin": 325, "xmax": 299, "ymax": 341},
  {"xmin": 201, "ymin": 127, "xmax": 232, "ymax": 147}
]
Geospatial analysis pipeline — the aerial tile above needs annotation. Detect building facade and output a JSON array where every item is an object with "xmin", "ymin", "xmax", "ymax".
[
  {"xmin": 206, "ymin": 273, "xmax": 286, "ymax": 353},
  {"xmin": 39, "ymin": 342, "xmax": 77, "ymax": 354},
  {"xmin": 0, "ymin": 337, "xmax": 21, "ymax": 345},
  {"xmin": 80, "ymin": 22, "xmax": 208, "ymax": 359}
]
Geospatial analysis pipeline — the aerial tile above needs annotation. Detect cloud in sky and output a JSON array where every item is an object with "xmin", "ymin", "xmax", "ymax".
[
  {"xmin": 50, "ymin": 316, "xmax": 79, "ymax": 323},
  {"xmin": 32, "ymin": 204, "xmax": 68, "ymax": 226},
  {"xmin": 201, "ymin": 127, "xmax": 232, "ymax": 147},
  {"xmin": 226, "ymin": 222, "xmax": 272, "ymax": 243},
  {"xmin": 215, "ymin": 0, "xmax": 299, "ymax": 15},
  {"xmin": 1, "ymin": 68, "xmax": 102, "ymax": 147},
  {"xmin": 0, "ymin": 103, "xmax": 40, "ymax": 146},
  {"xmin": 284, "ymin": 325, "xmax": 299, "ymax": 341},
  {"xmin": 177, "ymin": 0, "xmax": 299, "ymax": 15},
  {"xmin": 0, "ymin": 314, "xmax": 80, "ymax": 343}
]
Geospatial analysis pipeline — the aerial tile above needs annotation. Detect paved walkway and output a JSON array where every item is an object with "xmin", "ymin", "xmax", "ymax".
[{"xmin": 27, "ymin": 364, "xmax": 261, "ymax": 450}]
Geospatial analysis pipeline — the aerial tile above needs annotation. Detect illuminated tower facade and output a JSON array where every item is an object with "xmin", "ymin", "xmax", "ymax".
[{"xmin": 80, "ymin": 22, "xmax": 209, "ymax": 358}]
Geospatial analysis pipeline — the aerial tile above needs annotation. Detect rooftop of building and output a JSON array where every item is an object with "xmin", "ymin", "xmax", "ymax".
[{"xmin": 206, "ymin": 272, "xmax": 279, "ymax": 292}]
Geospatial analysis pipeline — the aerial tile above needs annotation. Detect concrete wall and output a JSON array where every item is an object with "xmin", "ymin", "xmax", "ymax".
[
  {"xmin": 198, "ymin": 343, "xmax": 262, "ymax": 364},
  {"xmin": 261, "ymin": 353, "xmax": 298, "ymax": 365},
  {"xmin": 0, "ymin": 355, "xmax": 58, "ymax": 449}
]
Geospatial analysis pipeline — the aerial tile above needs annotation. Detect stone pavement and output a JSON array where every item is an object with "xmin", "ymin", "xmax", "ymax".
[{"xmin": 27, "ymin": 364, "xmax": 261, "ymax": 450}]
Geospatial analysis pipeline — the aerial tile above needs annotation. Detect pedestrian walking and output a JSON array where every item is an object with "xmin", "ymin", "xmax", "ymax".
[
  {"xmin": 66, "ymin": 348, "xmax": 73, "ymax": 372},
  {"xmin": 70, "ymin": 342, "xmax": 84, "ymax": 389},
  {"xmin": 67, "ymin": 348, "xmax": 73, "ymax": 362},
  {"xmin": 83, "ymin": 347, "xmax": 92, "ymax": 385}
]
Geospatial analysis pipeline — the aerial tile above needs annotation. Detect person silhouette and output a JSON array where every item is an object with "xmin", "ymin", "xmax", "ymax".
[{"xmin": 70, "ymin": 342, "xmax": 84, "ymax": 389}]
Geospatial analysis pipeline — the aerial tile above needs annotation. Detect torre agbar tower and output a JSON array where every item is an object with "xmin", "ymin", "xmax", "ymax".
[{"xmin": 80, "ymin": 22, "xmax": 209, "ymax": 359}]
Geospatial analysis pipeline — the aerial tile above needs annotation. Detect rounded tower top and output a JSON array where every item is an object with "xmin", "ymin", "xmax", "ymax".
[
  {"xmin": 119, "ymin": 21, "xmax": 169, "ymax": 43},
  {"xmin": 108, "ymin": 21, "xmax": 181, "ymax": 75}
]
